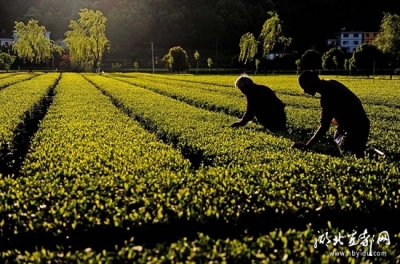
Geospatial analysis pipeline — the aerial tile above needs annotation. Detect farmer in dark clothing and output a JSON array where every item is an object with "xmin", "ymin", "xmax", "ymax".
[
  {"xmin": 231, "ymin": 74, "xmax": 286, "ymax": 132},
  {"xmin": 291, "ymin": 70, "xmax": 370, "ymax": 158}
]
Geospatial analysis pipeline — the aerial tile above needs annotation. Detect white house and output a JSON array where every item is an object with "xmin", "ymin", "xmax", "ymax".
[
  {"xmin": 326, "ymin": 29, "xmax": 365, "ymax": 53},
  {"xmin": 0, "ymin": 37, "xmax": 13, "ymax": 47},
  {"xmin": 0, "ymin": 30, "xmax": 14, "ymax": 47},
  {"xmin": 335, "ymin": 30, "xmax": 363, "ymax": 53},
  {"xmin": 1, "ymin": 30, "xmax": 52, "ymax": 46}
]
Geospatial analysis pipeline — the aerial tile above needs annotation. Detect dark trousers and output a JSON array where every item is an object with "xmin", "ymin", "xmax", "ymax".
[
  {"xmin": 337, "ymin": 122, "xmax": 370, "ymax": 158},
  {"xmin": 261, "ymin": 109, "xmax": 287, "ymax": 132}
]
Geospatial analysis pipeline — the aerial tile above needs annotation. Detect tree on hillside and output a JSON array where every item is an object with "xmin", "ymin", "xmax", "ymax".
[
  {"xmin": 12, "ymin": 19, "xmax": 63, "ymax": 71},
  {"xmin": 216, "ymin": 0, "xmax": 249, "ymax": 53},
  {"xmin": 192, "ymin": 6, "xmax": 225, "ymax": 51},
  {"xmin": 64, "ymin": 8, "xmax": 110, "ymax": 72},
  {"xmin": 238, "ymin": 11, "xmax": 292, "ymax": 73},
  {"xmin": 162, "ymin": 46, "xmax": 188, "ymax": 73},
  {"xmin": 22, "ymin": 7, "xmax": 43, "ymax": 22},
  {"xmin": 106, "ymin": 4, "xmax": 152, "ymax": 57},
  {"xmin": 374, "ymin": 12, "xmax": 400, "ymax": 79},
  {"xmin": 350, "ymin": 43, "xmax": 383, "ymax": 78}
]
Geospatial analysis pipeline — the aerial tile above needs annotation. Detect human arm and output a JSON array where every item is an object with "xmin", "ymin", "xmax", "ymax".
[
  {"xmin": 231, "ymin": 110, "xmax": 254, "ymax": 127},
  {"xmin": 291, "ymin": 123, "xmax": 331, "ymax": 150},
  {"xmin": 291, "ymin": 103, "xmax": 332, "ymax": 150},
  {"xmin": 231, "ymin": 99, "xmax": 255, "ymax": 127}
]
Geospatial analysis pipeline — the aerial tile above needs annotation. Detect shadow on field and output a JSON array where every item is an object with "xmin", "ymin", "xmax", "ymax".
[
  {"xmin": 0, "ymin": 76, "xmax": 59, "ymax": 177},
  {"xmin": 1, "ymin": 207, "xmax": 399, "ymax": 252},
  {"xmin": 243, "ymin": 124, "xmax": 399, "ymax": 164},
  {"xmin": 242, "ymin": 125, "xmax": 344, "ymax": 158}
]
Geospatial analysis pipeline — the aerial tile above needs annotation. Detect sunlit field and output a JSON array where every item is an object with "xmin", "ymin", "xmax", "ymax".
[{"xmin": 0, "ymin": 72, "xmax": 399, "ymax": 263}]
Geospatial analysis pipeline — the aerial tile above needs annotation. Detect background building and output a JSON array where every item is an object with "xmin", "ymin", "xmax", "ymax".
[{"xmin": 327, "ymin": 29, "xmax": 379, "ymax": 53}]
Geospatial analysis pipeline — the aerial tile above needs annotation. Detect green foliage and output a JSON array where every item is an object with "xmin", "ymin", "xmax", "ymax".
[
  {"xmin": 12, "ymin": 19, "xmax": 63, "ymax": 66},
  {"xmin": 0, "ymin": 73, "xmax": 60, "ymax": 173},
  {"xmin": 207, "ymin": 57, "xmax": 213, "ymax": 72},
  {"xmin": 194, "ymin": 50, "xmax": 200, "ymax": 61},
  {"xmin": 238, "ymin": 32, "xmax": 258, "ymax": 64},
  {"xmin": 349, "ymin": 43, "xmax": 383, "ymax": 77},
  {"xmin": 194, "ymin": 50, "xmax": 200, "ymax": 73},
  {"xmin": 374, "ymin": 12, "xmax": 400, "ymax": 79},
  {"xmin": 259, "ymin": 11, "xmax": 292, "ymax": 58},
  {"xmin": 299, "ymin": 49, "xmax": 322, "ymax": 70},
  {"xmin": 162, "ymin": 46, "xmax": 188, "ymax": 73},
  {"xmin": 1, "ymin": 73, "xmax": 400, "ymax": 262},
  {"xmin": 238, "ymin": 11, "xmax": 292, "ymax": 65},
  {"xmin": 1, "ymin": 0, "xmax": 397, "ymax": 66},
  {"xmin": 64, "ymin": 8, "xmax": 110, "ymax": 72},
  {"xmin": 1, "ymin": 229, "xmax": 399, "ymax": 263},
  {"xmin": 106, "ymin": 5, "xmax": 151, "ymax": 55},
  {"xmin": 23, "ymin": 7, "xmax": 43, "ymax": 22},
  {"xmin": 133, "ymin": 61, "xmax": 139, "ymax": 71},
  {"xmin": 295, "ymin": 59, "xmax": 301, "ymax": 71},
  {"xmin": 0, "ymin": 52, "xmax": 15, "ymax": 72},
  {"xmin": 322, "ymin": 47, "xmax": 345, "ymax": 70},
  {"xmin": 0, "ymin": 73, "xmax": 40, "ymax": 89},
  {"xmin": 110, "ymin": 62, "xmax": 121, "ymax": 72},
  {"xmin": 254, "ymin": 58, "xmax": 260, "ymax": 74},
  {"xmin": 374, "ymin": 12, "xmax": 400, "ymax": 57},
  {"xmin": 162, "ymin": 54, "xmax": 172, "ymax": 71}
]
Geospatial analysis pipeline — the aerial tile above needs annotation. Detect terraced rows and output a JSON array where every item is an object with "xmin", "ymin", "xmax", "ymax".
[
  {"xmin": 0, "ymin": 72, "xmax": 60, "ymax": 175},
  {"xmin": 0, "ymin": 73, "xmax": 399, "ymax": 263},
  {"xmin": 0, "ymin": 72, "xmax": 42, "ymax": 90},
  {"xmin": 107, "ymin": 73, "xmax": 400, "ymax": 157},
  {"xmin": 84, "ymin": 73, "xmax": 307, "ymax": 167}
]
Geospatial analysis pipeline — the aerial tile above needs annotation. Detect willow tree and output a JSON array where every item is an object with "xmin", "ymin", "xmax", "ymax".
[
  {"xmin": 64, "ymin": 8, "xmax": 110, "ymax": 72},
  {"xmin": 238, "ymin": 11, "xmax": 292, "ymax": 72},
  {"xmin": 374, "ymin": 12, "xmax": 400, "ymax": 80},
  {"xmin": 238, "ymin": 32, "xmax": 258, "ymax": 64},
  {"xmin": 259, "ymin": 11, "xmax": 292, "ymax": 58},
  {"xmin": 12, "ymin": 19, "xmax": 62, "ymax": 71}
]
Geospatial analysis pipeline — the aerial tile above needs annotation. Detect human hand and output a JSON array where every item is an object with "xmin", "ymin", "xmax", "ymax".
[{"xmin": 291, "ymin": 142, "xmax": 308, "ymax": 150}]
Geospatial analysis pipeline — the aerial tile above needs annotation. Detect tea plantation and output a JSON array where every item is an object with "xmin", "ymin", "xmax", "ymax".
[{"xmin": 0, "ymin": 72, "xmax": 399, "ymax": 263}]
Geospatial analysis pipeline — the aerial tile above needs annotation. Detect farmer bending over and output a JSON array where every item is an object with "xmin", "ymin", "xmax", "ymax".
[
  {"xmin": 231, "ymin": 74, "xmax": 287, "ymax": 132},
  {"xmin": 291, "ymin": 70, "xmax": 370, "ymax": 158}
]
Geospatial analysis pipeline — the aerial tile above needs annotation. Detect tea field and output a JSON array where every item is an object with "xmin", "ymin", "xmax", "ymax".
[{"xmin": 0, "ymin": 72, "xmax": 399, "ymax": 263}]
